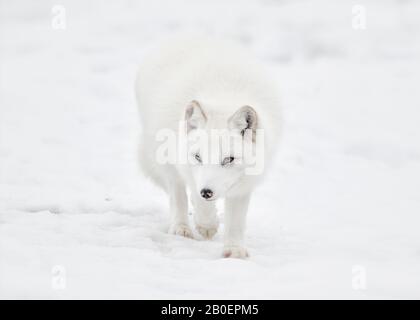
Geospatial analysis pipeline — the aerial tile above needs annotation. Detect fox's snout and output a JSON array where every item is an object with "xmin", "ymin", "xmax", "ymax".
[{"xmin": 200, "ymin": 188, "xmax": 214, "ymax": 200}]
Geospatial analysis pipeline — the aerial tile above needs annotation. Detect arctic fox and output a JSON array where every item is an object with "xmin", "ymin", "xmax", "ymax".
[{"xmin": 135, "ymin": 38, "xmax": 281, "ymax": 258}]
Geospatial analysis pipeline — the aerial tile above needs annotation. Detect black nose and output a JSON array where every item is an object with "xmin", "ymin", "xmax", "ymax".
[{"xmin": 200, "ymin": 188, "xmax": 213, "ymax": 200}]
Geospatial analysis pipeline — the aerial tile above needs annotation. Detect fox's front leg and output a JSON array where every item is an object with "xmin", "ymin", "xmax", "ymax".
[
  {"xmin": 223, "ymin": 193, "xmax": 251, "ymax": 258},
  {"xmin": 192, "ymin": 194, "xmax": 219, "ymax": 239},
  {"xmin": 168, "ymin": 181, "xmax": 193, "ymax": 238}
]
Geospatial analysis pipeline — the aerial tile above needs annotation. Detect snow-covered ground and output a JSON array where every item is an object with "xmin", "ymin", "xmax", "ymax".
[{"xmin": 1, "ymin": 0, "xmax": 420, "ymax": 299}]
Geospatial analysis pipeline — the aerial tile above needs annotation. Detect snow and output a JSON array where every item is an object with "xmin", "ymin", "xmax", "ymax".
[{"xmin": 1, "ymin": 0, "xmax": 420, "ymax": 299}]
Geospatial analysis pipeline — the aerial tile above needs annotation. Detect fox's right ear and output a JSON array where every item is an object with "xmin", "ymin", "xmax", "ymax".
[{"xmin": 185, "ymin": 100, "xmax": 207, "ymax": 132}]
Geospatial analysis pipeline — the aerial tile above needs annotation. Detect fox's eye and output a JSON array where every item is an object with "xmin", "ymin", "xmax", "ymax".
[
  {"xmin": 195, "ymin": 153, "xmax": 202, "ymax": 163},
  {"xmin": 222, "ymin": 156, "xmax": 235, "ymax": 166}
]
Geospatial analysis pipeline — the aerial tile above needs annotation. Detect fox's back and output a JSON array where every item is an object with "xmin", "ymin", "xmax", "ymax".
[{"xmin": 135, "ymin": 37, "xmax": 281, "ymax": 154}]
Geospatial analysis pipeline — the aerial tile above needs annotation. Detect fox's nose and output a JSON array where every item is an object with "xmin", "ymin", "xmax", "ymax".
[{"xmin": 200, "ymin": 188, "xmax": 213, "ymax": 200}]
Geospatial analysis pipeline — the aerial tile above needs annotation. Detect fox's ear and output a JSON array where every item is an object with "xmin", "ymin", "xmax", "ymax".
[
  {"xmin": 228, "ymin": 105, "xmax": 258, "ymax": 137},
  {"xmin": 185, "ymin": 100, "xmax": 207, "ymax": 132}
]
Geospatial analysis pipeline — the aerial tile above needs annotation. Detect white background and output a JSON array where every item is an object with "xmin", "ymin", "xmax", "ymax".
[{"xmin": 0, "ymin": 0, "xmax": 419, "ymax": 299}]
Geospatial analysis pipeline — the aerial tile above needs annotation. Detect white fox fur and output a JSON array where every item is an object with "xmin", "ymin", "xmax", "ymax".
[{"xmin": 135, "ymin": 37, "xmax": 281, "ymax": 258}]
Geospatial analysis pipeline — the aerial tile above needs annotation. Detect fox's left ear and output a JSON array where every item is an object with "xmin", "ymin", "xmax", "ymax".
[{"xmin": 228, "ymin": 105, "xmax": 258, "ymax": 137}]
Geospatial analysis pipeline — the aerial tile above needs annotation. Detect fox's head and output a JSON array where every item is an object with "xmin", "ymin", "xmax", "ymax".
[{"xmin": 183, "ymin": 100, "xmax": 261, "ymax": 201}]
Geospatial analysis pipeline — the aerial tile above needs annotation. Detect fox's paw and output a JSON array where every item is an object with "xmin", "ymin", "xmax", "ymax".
[
  {"xmin": 169, "ymin": 223, "xmax": 193, "ymax": 238},
  {"xmin": 196, "ymin": 224, "xmax": 218, "ymax": 240},
  {"xmin": 222, "ymin": 246, "xmax": 249, "ymax": 259}
]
